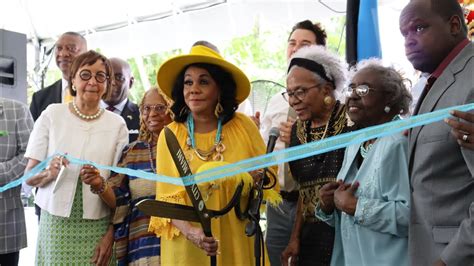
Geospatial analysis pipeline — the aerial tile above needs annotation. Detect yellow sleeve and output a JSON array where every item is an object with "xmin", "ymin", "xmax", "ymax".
[{"xmin": 231, "ymin": 114, "xmax": 281, "ymax": 207}]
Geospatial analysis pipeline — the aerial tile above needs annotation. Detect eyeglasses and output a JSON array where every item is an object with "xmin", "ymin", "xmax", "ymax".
[
  {"xmin": 114, "ymin": 74, "xmax": 126, "ymax": 82},
  {"xmin": 281, "ymin": 84, "xmax": 320, "ymax": 102},
  {"xmin": 78, "ymin": 70, "xmax": 108, "ymax": 83},
  {"xmin": 346, "ymin": 84, "xmax": 376, "ymax": 97},
  {"xmin": 141, "ymin": 104, "xmax": 168, "ymax": 115}
]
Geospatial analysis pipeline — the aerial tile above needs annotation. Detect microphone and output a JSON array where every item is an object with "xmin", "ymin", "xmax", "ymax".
[
  {"xmin": 262, "ymin": 127, "xmax": 279, "ymax": 186},
  {"xmin": 266, "ymin": 127, "xmax": 280, "ymax": 154},
  {"xmin": 245, "ymin": 127, "xmax": 281, "ymax": 238}
]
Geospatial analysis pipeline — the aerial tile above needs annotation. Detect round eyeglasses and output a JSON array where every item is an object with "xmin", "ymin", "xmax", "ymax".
[
  {"xmin": 78, "ymin": 70, "xmax": 108, "ymax": 83},
  {"xmin": 346, "ymin": 84, "xmax": 375, "ymax": 97},
  {"xmin": 114, "ymin": 74, "xmax": 126, "ymax": 82},
  {"xmin": 141, "ymin": 104, "xmax": 168, "ymax": 115},
  {"xmin": 281, "ymin": 84, "xmax": 320, "ymax": 102}
]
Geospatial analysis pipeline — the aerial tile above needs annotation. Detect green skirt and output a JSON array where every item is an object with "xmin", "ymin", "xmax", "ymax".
[{"xmin": 36, "ymin": 181, "xmax": 113, "ymax": 265}]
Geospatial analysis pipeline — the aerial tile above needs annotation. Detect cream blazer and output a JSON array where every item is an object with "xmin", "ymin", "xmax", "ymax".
[{"xmin": 25, "ymin": 103, "xmax": 128, "ymax": 219}]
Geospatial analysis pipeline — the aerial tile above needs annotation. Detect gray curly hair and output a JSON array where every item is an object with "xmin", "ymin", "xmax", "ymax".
[
  {"xmin": 288, "ymin": 45, "xmax": 347, "ymax": 101},
  {"xmin": 349, "ymin": 59, "xmax": 413, "ymax": 115}
]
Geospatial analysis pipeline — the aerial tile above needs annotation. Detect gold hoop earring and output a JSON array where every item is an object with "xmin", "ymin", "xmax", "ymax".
[
  {"xmin": 214, "ymin": 102, "xmax": 224, "ymax": 118},
  {"xmin": 323, "ymin": 96, "xmax": 333, "ymax": 106}
]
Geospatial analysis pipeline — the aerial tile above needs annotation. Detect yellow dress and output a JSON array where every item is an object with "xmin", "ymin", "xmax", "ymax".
[{"xmin": 149, "ymin": 113, "xmax": 278, "ymax": 266}]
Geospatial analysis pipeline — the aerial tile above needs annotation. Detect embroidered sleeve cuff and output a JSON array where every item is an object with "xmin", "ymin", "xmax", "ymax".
[{"xmin": 354, "ymin": 196, "xmax": 372, "ymax": 225}]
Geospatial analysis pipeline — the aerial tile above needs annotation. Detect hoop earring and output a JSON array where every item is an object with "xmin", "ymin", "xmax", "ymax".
[
  {"xmin": 214, "ymin": 102, "xmax": 224, "ymax": 118},
  {"xmin": 384, "ymin": 106, "xmax": 391, "ymax": 113},
  {"xmin": 323, "ymin": 96, "xmax": 333, "ymax": 106},
  {"xmin": 179, "ymin": 106, "xmax": 189, "ymax": 117}
]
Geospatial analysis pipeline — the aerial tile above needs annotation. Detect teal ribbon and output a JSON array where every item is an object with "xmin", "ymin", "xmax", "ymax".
[{"xmin": 1, "ymin": 103, "xmax": 473, "ymax": 193}]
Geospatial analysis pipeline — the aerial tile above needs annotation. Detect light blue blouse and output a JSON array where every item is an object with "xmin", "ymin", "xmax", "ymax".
[{"xmin": 316, "ymin": 133, "xmax": 410, "ymax": 266}]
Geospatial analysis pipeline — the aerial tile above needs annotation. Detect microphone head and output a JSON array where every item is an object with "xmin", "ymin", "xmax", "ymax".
[{"xmin": 269, "ymin": 127, "xmax": 280, "ymax": 138}]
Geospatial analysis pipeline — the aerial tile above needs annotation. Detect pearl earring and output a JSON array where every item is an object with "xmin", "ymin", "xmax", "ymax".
[
  {"xmin": 72, "ymin": 85, "xmax": 77, "ymax": 91},
  {"xmin": 384, "ymin": 106, "xmax": 391, "ymax": 113}
]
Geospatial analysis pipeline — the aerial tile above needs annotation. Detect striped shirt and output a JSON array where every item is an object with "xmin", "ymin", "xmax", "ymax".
[{"xmin": 109, "ymin": 140, "xmax": 160, "ymax": 265}]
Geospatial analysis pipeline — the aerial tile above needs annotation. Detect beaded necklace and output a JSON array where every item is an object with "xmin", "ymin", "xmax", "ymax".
[
  {"xmin": 72, "ymin": 101, "xmax": 103, "ymax": 120},
  {"xmin": 359, "ymin": 114, "xmax": 402, "ymax": 158},
  {"xmin": 186, "ymin": 114, "xmax": 225, "ymax": 161},
  {"xmin": 146, "ymin": 142, "xmax": 156, "ymax": 173}
]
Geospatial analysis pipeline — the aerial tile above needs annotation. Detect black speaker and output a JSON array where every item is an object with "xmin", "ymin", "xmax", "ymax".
[{"xmin": 0, "ymin": 29, "xmax": 27, "ymax": 104}]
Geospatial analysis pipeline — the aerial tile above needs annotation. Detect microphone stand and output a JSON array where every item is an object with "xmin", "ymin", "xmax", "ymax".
[{"xmin": 245, "ymin": 169, "xmax": 276, "ymax": 266}]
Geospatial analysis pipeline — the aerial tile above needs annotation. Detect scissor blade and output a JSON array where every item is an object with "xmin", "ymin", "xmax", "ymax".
[{"xmin": 137, "ymin": 199, "xmax": 201, "ymax": 222}]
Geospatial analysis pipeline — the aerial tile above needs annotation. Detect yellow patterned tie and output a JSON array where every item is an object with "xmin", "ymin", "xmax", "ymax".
[{"xmin": 64, "ymin": 88, "xmax": 74, "ymax": 103}]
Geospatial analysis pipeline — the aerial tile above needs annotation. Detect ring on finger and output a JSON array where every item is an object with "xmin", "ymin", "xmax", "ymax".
[{"xmin": 462, "ymin": 134, "xmax": 469, "ymax": 142}]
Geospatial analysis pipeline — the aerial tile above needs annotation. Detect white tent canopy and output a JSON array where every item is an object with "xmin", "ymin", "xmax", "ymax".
[
  {"xmin": 1, "ymin": 0, "xmax": 412, "ymax": 89},
  {"xmin": 2, "ymin": 0, "xmax": 409, "ymax": 54},
  {"xmin": 3, "ymin": 0, "xmax": 351, "ymax": 57}
]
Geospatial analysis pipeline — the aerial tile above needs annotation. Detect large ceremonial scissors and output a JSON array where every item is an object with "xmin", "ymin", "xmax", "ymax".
[{"xmin": 137, "ymin": 127, "xmax": 243, "ymax": 266}]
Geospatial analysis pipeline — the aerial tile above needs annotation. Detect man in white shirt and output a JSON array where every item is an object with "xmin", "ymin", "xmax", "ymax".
[
  {"xmin": 29, "ymin": 32, "xmax": 87, "ymax": 121},
  {"xmin": 262, "ymin": 20, "xmax": 328, "ymax": 266},
  {"xmin": 101, "ymin": 58, "xmax": 140, "ymax": 143}
]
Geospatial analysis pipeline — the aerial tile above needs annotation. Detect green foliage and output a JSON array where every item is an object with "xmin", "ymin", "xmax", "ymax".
[
  {"xmin": 223, "ymin": 22, "xmax": 287, "ymax": 85},
  {"xmin": 326, "ymin": 16, "xmax": 347, "ymax": 57},
  {"xmin": 127, "ymin": 49, "xmax": 182, "ymax": 104}
]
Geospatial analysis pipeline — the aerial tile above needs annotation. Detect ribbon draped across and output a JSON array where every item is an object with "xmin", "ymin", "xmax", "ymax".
[{"xmin": 1, "ymin": 103, "xmax": 473, "ymax": 193}]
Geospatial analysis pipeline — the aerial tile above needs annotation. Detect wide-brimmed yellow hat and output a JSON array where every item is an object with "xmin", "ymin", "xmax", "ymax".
[{"xmin": 156, "ymin": 45, "xmax": 250, "ymax": 104}]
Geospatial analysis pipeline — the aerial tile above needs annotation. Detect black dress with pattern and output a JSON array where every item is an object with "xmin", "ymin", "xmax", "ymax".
[{"xmin": 289, "ymin": 101, "xmax": 350, "ymax": 266}]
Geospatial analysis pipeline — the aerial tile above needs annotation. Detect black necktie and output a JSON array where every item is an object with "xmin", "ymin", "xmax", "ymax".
[{"xmin": 106, "ymin": 105, "xmax": 116, "ymax": 112}]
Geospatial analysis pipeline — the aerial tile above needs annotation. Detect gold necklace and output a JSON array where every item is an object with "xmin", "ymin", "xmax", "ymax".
[
  {"xmin": 186, "ymin": 114, "xmax": 225, "ymax": 162},
  {"xmin": 296, "ymin": 118, "xmax": 330, "ymax": 144},
  {"xmin": 186, "ymin": 141, "xmax": 226, "ymax": 162}
]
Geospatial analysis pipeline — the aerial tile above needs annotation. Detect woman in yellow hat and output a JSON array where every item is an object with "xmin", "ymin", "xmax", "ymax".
[{"xmin": 148, "ymin": 45, "xmax": 279, "ymax": 265}]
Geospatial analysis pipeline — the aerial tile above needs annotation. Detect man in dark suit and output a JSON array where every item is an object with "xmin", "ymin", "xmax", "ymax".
[
  {"xmin": 29, "ymin": 32, "xmax": 87, "ymax": 121},
  {"xmin": 400, "ymin": 0, "xmax": 473, "ymax": 265},
  {"xmin": 101, "ymin": 58, "xmax": 140, "ymax": 143}
]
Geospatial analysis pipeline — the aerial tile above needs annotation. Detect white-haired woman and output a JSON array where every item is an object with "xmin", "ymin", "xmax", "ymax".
[
  {"xmin": 281, "ymin": 45, "xmax": 349, "ymax": 266},
  {"xmin": 317, "ymin": 59, "xmax": 412, "ymax": 266}
]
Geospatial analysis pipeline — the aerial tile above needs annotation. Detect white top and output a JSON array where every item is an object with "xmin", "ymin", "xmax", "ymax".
[
  {"xmin": 259, "ymin": 91, "xmax": 297, "ymax": 192},
  {"xmin": 25, "ymin": 103, "xmax": 129, "ymax": 219}
]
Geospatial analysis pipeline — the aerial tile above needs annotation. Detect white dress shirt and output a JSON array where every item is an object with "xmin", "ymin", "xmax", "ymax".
[
  {"xmin": 61, "ymin": 78, "xmax": 69, "ymax": 103},
  {"xmin": 100, "ymin": 98, "xmax": 128, "ymax": 115},
  {"xmin": 260, "ymin": 91, "xmax": 297, "ymax": 192}
]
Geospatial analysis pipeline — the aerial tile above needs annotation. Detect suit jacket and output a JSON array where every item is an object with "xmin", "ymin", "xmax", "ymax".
[
  {"xmin": 0, "ymin": 98, "xmax": 33, "ymax": 253},
  {"xmin": 120, "ymin": 99, "xmax": 140, "ymax": 143},
  {"xmin": 30, "ymin": 79, "xmax": 62, "ymax": 121},
  {"xmin": 408, "ymin": 42, "xmax": 474, "ymax": 266}
]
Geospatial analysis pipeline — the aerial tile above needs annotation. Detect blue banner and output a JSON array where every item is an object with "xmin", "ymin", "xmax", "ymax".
[{"xmin": 357, "ymin": 0, "xmax": 382, "ymax": 60}]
